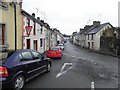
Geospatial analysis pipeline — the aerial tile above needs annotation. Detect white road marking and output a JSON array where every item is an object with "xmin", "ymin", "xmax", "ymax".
[
  {"xmin": 91, "ymin": 82, "xmax": 95, "ymax": 90},
  {"xmin": 72, "ymin": 56, "xmax": 76, "ymax": 58},
  {"xmin": 56, "ymin": 63, "xmax": 73, "ymax": 78},
  {"xmin": 63, "ymin": 53, "xmax": 95, "ymax": 63},
  {"xmin": 56, "ymin": 70, "xmax": 67, "ymax": 78},
  {"xmin": 81, "ymin": 58, "xmax": 85, "ymax": 60}
]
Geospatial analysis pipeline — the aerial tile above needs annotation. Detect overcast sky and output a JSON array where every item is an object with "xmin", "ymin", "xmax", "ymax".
[{"xmin": 22, "ymin": 0, "xmax": 119, "ymax": 35}]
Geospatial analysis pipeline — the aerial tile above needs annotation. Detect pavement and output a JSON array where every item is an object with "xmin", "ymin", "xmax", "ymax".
[{"xmin": 70, "ymin": 41, "xmax": 120, "ymax": 58}]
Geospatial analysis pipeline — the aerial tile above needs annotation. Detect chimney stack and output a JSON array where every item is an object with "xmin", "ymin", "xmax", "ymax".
[
  {"xmin": 40, "ymin": 20, "xmax": 44, "ymax": 24},
  {"xmin": 32, "ymin": 13, "xmax": 35, "ymax": 17},
  {"xmin": 93, "ymin": 21, "xmax": 100, "ymax": 26},
  {"xmin": 37, "ymin": 17, "xmax": 40, "ymax": 20}
]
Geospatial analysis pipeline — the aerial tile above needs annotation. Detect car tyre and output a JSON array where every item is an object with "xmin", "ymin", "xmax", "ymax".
[
  {"xmin": 46, "ymin": 63, "xmax": 51, "ymax": 72},
  {"xmin": 13, "ymin": 75, "xmax": 25, "ymax": 90}
]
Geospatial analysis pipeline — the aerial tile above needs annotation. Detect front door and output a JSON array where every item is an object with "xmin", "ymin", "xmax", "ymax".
[
  {"xmin": 33, "ymin": 40, "xmax": 38, "ymax": 51},
  {"xmin": 27, "ymin": 39, "xmax": 30, "ymax": 49},
  {"xmin": 88, "ymin": 42, "xmax": 90, "ymax": 49}
]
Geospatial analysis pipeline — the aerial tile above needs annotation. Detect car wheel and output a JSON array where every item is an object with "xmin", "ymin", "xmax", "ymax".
[
  {"xmin": 46, "ymin": 63, "xmax": 51, "ymax": 72},
  {"xmin": 13, "ymin": 75, "xmax": 25, "ymax": 90}
]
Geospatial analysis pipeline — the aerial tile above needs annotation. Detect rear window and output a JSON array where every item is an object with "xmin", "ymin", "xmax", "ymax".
[
  {"xmin": 0, "ymin": 51, "xmax": 15, "ymax": 61},
  {"xmin": 58, "ymin": 44, "xmax": 64, "ymax": 46},
  {"xmin": 50, "ymin": 47, "xmax": 59, "ymax": 51},
  {"xmin": 58, "ymin": 44, "xmax": 63, "ymax": 46}
]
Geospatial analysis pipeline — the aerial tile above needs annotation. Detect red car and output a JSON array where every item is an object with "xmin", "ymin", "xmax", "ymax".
[{"xmin": 46, "ymin": 46, "xmax": 62, "ymax": 59}]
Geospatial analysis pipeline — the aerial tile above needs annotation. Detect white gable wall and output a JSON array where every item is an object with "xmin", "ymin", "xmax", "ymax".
[
  {"xmin": 94, "ymin": 33, "xmax": 100, "ymax": 50},
  {"xmin": 88, "ymin": 24, "xmax": 112, "ymax": 50},
  {"xmin": 79, "ymin": 34, "xmax": 86, "ymax": 47}
]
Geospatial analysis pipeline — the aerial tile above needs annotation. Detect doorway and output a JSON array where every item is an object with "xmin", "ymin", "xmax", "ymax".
[{"xmin": 27, "ymin": 39, "xmax": 30, "ymax": 49}]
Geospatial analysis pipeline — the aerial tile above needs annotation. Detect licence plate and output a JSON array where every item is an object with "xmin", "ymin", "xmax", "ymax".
[{"xmin": 52, "ymin": 52, "xmax": 56, "ymax": 54}]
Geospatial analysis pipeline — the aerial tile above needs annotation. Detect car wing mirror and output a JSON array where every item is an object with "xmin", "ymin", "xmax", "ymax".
[{"xmin": 42, "ymin": 56, "xmax": 44, "ymax": 60}]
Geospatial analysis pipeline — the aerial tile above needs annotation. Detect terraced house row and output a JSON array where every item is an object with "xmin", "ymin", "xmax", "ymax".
[
  {"xmin": 70, "ymin": 21, "xmax": 120, "ymax": 55},
  {"xmin": 0, "ymin": 0, "xmax": 64, "ymax": 53}
]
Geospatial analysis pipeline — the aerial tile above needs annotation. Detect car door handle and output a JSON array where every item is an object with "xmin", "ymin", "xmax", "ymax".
[
  {"xmin": 25, "ymin": 64, "xmax": 28, "ymax": 67},
  {"xmin": 37, "ymin": 62, "xmax": 40, "ymax": 64}
]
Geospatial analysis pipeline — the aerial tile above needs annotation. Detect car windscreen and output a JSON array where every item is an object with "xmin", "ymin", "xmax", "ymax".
[
  {"xmin": 0, "ymin": 51, "xmax": 15, "ymax": 61},
  {"xmin": 50, "ymin": 47, "xmax": 59, "ymax": 50}
]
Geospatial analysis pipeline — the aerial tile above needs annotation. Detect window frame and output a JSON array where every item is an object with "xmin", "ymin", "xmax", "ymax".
[
  {"xmin": 40, "ymin": 38, "xmax": 43, "ymax": 47},
  {"xmin": 33, "ymin": 21, "xmax": 36, "ymax": 35},
  {"xmin": 0, "ymin": 2, "xmax": 8, "ymax": 10},
  {"xmin": 19, "ymin": 54, "xmax": 23, "ymax": 61},
  {"xmin": 0, "ymin": 24, "xmax": 5, "ymax": 45},
  {"xmin": 17, "ymin": 53, "xmax": 24, "ymax": 62},
  {"xmin": 33, "ymin": 40, "xmax": 38, "ymax": 51},
  {"xmin": 92, "ymin": 42, "xmax": 94, "ymax": 48},
  {"xmin": 88, "ymin": 35, "xmax": 89, "ymax": 40},
  {"xmin": 21, "ymin": 51, "xmax": 33, "ymax": 61},
  {"xmin": 26, "ymin": 18, "xmax": 30, "ymax": 26},
  {"xmin": 91, "ymin": 34, "xmax": 94, "ymax": 40},
  {"xmin": 31, "ymin": 51, "xmax": 42, "ymax": 61},
  {"xmin": 40, "ymin": 24, "xmax": 43, "ymax": 34}
]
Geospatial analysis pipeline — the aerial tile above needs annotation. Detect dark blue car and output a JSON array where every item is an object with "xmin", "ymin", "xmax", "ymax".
[{"xmin": 0, "ymin": 49, "xmax": 51, "ymax": 90}]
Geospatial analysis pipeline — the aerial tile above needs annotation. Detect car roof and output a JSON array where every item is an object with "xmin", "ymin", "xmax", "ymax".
[
  {"xmin": 58, "ymin": 43, "xmax": 64, "ymax": 45},
  {"xmin": 51, "ymin": 46, "xmax": 60, "ymax": 48},
  {"xmin": 1, "ymin": 49, "xmax": 37, "ymax": 53},
  {"xmin": 16, "ymin": 49, "xmax": 38, "ymax": 53}
]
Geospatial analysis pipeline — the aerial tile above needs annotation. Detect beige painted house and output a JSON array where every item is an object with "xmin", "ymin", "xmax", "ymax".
[
  {"xmin": 85, "ymin": 22, "xmax": 115, "ymax": 50},
  {"xmin": 0, "ymin": 0, "xmax": 22, "ymax": 50}
]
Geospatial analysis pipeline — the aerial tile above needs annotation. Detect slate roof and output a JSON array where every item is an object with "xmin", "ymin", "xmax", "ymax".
[
  {"xmin": 79, "ymin": 25, "xmax": 93, "ymax": 35},
  {"xmin": 77, "ymin": 22, "xmax": 113, "ymax": 36},
  {"xmin": 21, "ymin": 9, "xmax": 50, "ymax": 29},
  {"xmin": 79, "ymin": 29, "xmax": 85, "ymax": 34},
  {"xmin": 86, "ymin": 23, "xmax": 111, "ymax": 35}
]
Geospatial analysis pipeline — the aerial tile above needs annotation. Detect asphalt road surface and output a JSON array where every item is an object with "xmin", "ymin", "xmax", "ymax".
[{"xmin": 24, "ymin": 40, "xmax": 119, "ymax": 89}]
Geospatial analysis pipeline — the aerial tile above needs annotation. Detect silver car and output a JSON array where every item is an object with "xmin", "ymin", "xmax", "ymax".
[{"xmin": 57, "ymin": 43, "xmax": 64, "ymax": 51}]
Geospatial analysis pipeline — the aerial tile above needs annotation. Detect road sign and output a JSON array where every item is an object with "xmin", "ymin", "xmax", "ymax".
[{"xmin": 25, "ymin": 26, "xmax": 32, "ymax": 36}]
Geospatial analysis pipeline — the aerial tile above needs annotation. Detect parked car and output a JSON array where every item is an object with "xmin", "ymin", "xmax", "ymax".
[
  {"xmin": 61, "ymin": 41, "xmax": 65, "ymax": 45},
  {"xmin": 57, "ymin": 43, "xmax": 64, "ymax": 51},
  {"xmin": 46, "ymin": 46, "xmax": 62, "ymax": 59},
  {"xmin": 0, "ymin": 49, "xmax": 52, "ymax": 90},
  {"xmin": 64, "ymin": 40, "xmax": 67, "ymax": 43}
]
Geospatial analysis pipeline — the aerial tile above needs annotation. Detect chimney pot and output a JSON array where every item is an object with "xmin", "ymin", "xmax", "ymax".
[
  {"xmin": 37, "ymin": 17, "xmax": 40, "ymax": 20},
  {"xmin": 93, "ymin": 21, "xmax": 100, "ymax": 26},
  {"xmin": 32, "ymin": 13, "xmax": 35, "ymax": 17}
]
